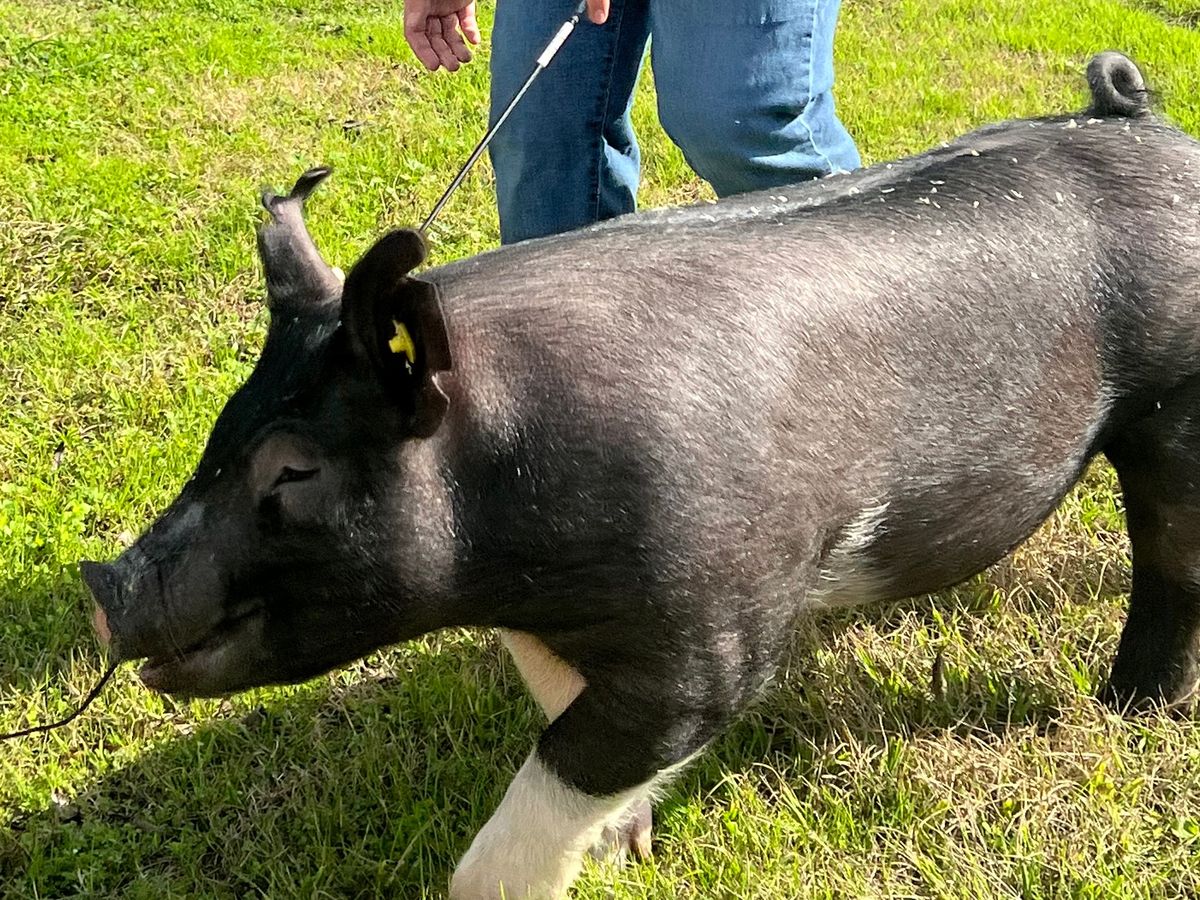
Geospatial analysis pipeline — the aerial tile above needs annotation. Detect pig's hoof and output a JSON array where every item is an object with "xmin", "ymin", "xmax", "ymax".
[
  {"xmin": 589, "ymin": 798, "xmax": 652, "ymax": 864},
  {"xmin": 1099, "ymin": 670, "xmax": 1199, "ymax": 714}
]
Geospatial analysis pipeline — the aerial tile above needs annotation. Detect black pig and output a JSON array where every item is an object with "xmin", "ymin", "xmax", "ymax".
[{"xmin": 82, "ymin": 53, "xmax": 1200, "ymax": 898}]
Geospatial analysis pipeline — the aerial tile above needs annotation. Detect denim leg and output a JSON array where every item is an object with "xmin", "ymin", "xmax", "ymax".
[
  {"xmin": 650, "ymin": 0, "xmax": 860, "ymax": 197},
  {"xmin": 489, "ymin": 0, "xmax": 651, "ymax": 244}
]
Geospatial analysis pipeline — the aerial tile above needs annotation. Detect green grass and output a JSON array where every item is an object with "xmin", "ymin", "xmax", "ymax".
[{"xmin": 3, "ymin": 0, "xmax": 1200, "ymax": 896}]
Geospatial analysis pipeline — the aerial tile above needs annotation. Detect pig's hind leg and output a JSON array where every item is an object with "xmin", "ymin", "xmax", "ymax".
[{"xmin": 1103, "ymin": 380, "xmax": 1200, "ymax": 710}]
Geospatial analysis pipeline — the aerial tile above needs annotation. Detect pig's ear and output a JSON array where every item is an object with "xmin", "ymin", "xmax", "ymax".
[
  {"xmin": 340, "ymin": 229, "xmax": 452, "ymax": 437},
  {"xmin": 257, "ymin": 167, "xmax": 343, "ymax": 314}
]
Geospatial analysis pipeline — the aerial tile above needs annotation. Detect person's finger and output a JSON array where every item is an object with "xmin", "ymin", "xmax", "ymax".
[
  {"xmin": 457, "ymin": 3, "xmax": 482, "ymax": 45},
  {"xmin": 404, "ymin": 7, "xmax": 443, "ymax": 71},
  {"xmin": 587, "ymin": 0, "xmax": 609, "ymax": 25},
  {"xmin": 440, "ymin": 13, "xmax": 473, "ymax": 63},
  {"xmin": 426, "ymin": 15, "xmax": 461, "ymax": 72}
]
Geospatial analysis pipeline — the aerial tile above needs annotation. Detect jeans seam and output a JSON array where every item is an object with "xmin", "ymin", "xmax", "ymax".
[
  {"xmin": 592, "ymin": 0, "xmax": 632, "ymax": 221},
  {"xmin": 797, "ymin": 0, "xmax": 836, "ymax": 173}
]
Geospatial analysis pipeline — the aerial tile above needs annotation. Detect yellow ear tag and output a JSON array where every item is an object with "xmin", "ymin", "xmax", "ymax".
[{"xmin": 388, "ymin": 319, "xmax": 416, "ymax": 365}]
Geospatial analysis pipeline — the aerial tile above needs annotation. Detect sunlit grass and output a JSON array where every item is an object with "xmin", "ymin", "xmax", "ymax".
[{"xmin": 3, "ymin": 0, "xmax": 1200, "ymax": 896}]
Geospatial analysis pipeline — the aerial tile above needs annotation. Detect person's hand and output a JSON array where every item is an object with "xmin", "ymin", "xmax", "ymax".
[
  {"xmin": 404, "ymin": 0, "xmax": 610, "ymax": 74},
  {"xmin": 404, "ymin": 0, "xmax": 481, "ymax": 73}
]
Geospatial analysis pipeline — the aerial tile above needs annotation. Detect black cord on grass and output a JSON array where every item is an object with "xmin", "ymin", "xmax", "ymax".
[{"xmin": 0, "ymin": 661, "xmax": 120, "ymax": 741}]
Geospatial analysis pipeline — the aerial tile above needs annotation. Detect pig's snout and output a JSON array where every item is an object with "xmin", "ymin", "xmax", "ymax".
[
  {"xmin": 81, "ymin": 559, "xmax": 120, "ymax": 650},
  {"xmin": 80, "ymin": 560, "xmax": 120, "ymax": 613},
  {"xmin": 92, "ymin": 604, "xmax": 112, "ymax": 647},
  {"xmin": 78, "ymin": 545, "xmax": 239, "ymax": 677},
  {"xmin": 80, "ymin": 557, "xmax": 153, "ymax": 660}
]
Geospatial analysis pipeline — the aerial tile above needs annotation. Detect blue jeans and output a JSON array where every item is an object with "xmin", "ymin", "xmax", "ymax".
[{"xmin": 488, "ymin": 0, "xmax": 860, "ymax": 244}]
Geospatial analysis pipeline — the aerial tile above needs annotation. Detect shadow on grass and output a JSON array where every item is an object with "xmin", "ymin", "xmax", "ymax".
[
  {"xmin": 1, "ymin": 576, "xmax": 1099, "ymax": 898},
  {"xmin": 2, "ymin": 636, "xmax": 523, "ymax": 898}
]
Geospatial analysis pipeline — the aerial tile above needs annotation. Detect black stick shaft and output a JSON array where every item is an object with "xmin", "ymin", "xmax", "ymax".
[
  {"xmin": 420, "ymin": 0, "xmax": 589, "ymax": 235},
  {"xmin": 0, "ymin": 661, "xmax": 119, "ymax": 741}
]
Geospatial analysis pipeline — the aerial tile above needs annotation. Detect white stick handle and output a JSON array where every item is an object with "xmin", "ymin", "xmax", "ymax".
[{"xmin": 537, "ymin": 21, "xmax": 577, "ymax": 67}]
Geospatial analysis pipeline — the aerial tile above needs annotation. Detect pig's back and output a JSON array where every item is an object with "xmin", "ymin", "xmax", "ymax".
[{"xmin": 421, "ymin": 113, "xmax": 1200, "ymax": 619}]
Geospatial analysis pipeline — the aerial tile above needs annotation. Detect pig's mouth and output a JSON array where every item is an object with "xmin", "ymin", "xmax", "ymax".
[{"xmin": 139, "ymin": 599, "xmax": 266, "ymax": 693}]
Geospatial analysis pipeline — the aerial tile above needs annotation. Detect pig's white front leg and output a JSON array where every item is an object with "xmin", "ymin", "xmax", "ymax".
[
  {"xmin": 498, "ymin": 630, "xmax": 654, "ymax": 865},
  {"xmin": 449, "ymin": 752, "xmax": 648, "ymax": 900},
  {"xmin": 499, "ymin": 629, "xmax": 586, "ymax": 722}
]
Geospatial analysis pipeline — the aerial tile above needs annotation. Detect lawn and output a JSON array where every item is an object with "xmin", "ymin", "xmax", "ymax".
[{"xmin": 3, "ymin": 0, "xmax": 1200, "ymax": 897}]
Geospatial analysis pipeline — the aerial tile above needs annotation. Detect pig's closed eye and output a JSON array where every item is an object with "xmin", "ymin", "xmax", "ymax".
[{"xmin": 274, "ymin": 466, "xmax": 319, "ymax": 488}]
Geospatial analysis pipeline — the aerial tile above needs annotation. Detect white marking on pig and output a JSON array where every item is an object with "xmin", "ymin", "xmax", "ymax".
[
  {"xmin": 810, "ymin": 501, "xmax": 891, "ymax": 607},
  {"xmin": 450, "ymin": 754, "xmax": 649, "ymax": 900},
  {"xmin": 500, "ymin": 630, "xmax": 585, "ymax": 722},
  {"xmin": 454, "ymin": 634, "xmax": 702, "ymax": 896},
  {"xmin": 451, "ymin": 751, "xmax": 699, "ymax": 900},
  {"xmin": 503, "ymin": 630, "xmax": 649, "ymax": 868}
]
